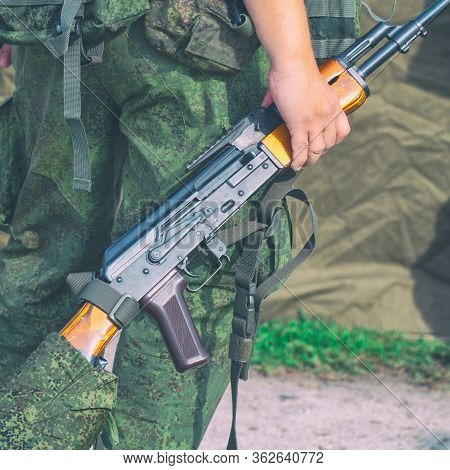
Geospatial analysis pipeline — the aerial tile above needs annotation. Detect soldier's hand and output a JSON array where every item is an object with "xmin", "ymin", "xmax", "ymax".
[
  {"xmin": 262, "ymin": 60, "xmax": 351, "ymax": 171},
  {"xmin": 0, "ymin": 44, "xmax": 12, "ymax": 68}
]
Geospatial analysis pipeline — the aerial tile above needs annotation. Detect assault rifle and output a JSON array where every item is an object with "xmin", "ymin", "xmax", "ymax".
[{"xmin": 60, "ymin": 0, "xmax": 449, "ymax": 372}]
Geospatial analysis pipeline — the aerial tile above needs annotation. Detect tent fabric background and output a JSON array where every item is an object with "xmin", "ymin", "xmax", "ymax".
[{"xmin": 264, "ymin": 0, "xmax": 450, "ymax": 339}]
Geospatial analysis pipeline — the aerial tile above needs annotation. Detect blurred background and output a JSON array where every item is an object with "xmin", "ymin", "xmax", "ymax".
[{"xmin": 264, "ymin": 0, "xmax": 450, "ymax": 340}]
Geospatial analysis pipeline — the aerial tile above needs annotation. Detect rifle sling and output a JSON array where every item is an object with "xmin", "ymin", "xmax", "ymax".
[
  {"xmin": 227, "ymin": 170, "xmax": 318, "ymax": 450},
  {"xmin": 67, "ymin": 274, "xmax": 140, "ymax": 330}
]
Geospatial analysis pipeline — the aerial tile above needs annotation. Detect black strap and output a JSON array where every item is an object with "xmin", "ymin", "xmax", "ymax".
[{"xmin": 227, "ymin": 170, "xmax": 317, "ymax": 450}]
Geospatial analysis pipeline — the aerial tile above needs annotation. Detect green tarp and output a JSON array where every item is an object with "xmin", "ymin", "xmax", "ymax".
[{"xmin": 265, "ymin": 0, "xmax": 450, "ymax": 339}]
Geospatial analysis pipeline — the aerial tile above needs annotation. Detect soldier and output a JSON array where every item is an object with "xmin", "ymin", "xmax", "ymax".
[{"xmin": 0, "ymin": 0, "xmax": 355, "ymax": 449}]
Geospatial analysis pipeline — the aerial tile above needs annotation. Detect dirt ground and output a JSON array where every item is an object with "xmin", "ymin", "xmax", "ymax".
[{"xmin": 200, "ymin": 372, "xmax": 450, "ymax": 450}]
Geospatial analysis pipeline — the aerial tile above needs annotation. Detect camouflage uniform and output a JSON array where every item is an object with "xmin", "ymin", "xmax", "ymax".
[
  {"xmin": 0, "ymin": 333, "xmax": 118, "ymax": 449},
  {"xmin": 0, "ymin": 13, "xmax": 290, "ymax": 449},
  {"xmin": 0, "ymin": 1, "xmax": 360, "ymax": 450}
]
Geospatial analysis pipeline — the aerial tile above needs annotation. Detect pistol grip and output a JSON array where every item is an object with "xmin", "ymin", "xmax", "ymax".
[{"xmin": 141, "ymin": 270, "xmax": 210, "ymax": 373}]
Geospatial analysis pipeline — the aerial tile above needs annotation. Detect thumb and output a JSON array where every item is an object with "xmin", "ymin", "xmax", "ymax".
[{"xmin": 261, "ymin": 90, "xmax": 274, "ymax": 108}]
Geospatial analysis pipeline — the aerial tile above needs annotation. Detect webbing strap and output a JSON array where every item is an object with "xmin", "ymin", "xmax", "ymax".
[
  {"xmin": 65, "ymin": 33, "xmax": 91, "ymax": 191},
  {"xmin": 227, "ymin": 360, "xmax": 244, "ymax": 450},
  {"xmin": 67, "ymin": 273, "xmax": 140, "ymax": 330},
  {"xmin": 227, "ymin": 170, "xmax": 318, "ymax": 450},
  {"xmin": 39, "ymin": 0, "xmax": 93, "ymax": 191},
  {"xmin": 85, "ymin": 41, "xmax": 105, "ymax": 65},
  {"xmin": 362, "ymin": 0, "xmax": 398, "ymax": 23},
  {"xmin": 312, "ymin": 38, "xmax": 357, "ymax": 59},
  {"xmin": 234, "ymin": 230, "xmax": 266, "ymax": 291},
  {"xmin": 255, "ymin": 189, "xmax": 317, "ymax": 309},
  {"xmin": 44, "ymin": 0, "xmax": 82, "ymax": 57},
  {"xmin": 66, "ymin": 271, "xmax": 94, "ymax": 296},
  {"xmin": 79, "ymin": 279, "xmax": 140, "ymax": 330},
  {"xmin": 305, "ymin": 0, "xmax": 357, "ymax": 18},
  {"xmin": 218, "ymin": 221, "xmax": 268, "ymax": 248}
]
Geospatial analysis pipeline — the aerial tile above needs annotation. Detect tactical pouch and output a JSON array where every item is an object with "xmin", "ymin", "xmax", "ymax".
[
  {"xmin": 143, "ymin": 0, "xmax": 260, "ymax": 74},
  {"xmin": 0, "ymin": 0, "xmax": 150, "ymax": 44},
  {"xmin": 305, "ymin": 0, "xmax": 362, "ymax": 60}
]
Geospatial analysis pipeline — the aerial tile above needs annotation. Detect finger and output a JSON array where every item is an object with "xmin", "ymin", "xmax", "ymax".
[
  {"xmin": 323, "ymin": 121, "xmax": 337, "ymax": 151},
  {"xmin": 290, "ymin": 132, "xmax": 309, "ymax": 171},
  {"xmin": 261, "ymin": 90, "xmax": 274, "ymax": 108},
  {"xmin": 306, "ymin": 130, "xmax": 327, "ymax": 166},
  {"xmin": 335, "ymin": 111, "xmax": 351, "ymax": 145}
]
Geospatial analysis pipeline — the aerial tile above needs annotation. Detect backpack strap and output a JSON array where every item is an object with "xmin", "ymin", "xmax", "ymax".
[
  {"xmin": 226, "ymin": 170, "xmax": 318, "ymax": 450},
  {"xmin": 44, "ymin": 0, "xmax": 91, "ymax": 191},
  {"xmin": 1, "ymin": 0, "xmax": 103, "ymax": 191}
]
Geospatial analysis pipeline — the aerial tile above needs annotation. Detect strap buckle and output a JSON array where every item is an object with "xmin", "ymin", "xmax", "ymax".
[
  {"xmin": 233, "ymin": 282, "xmax": 256, "ymax": 337},
  {"xmin": 265, "ymin": 207, "xmax": 283, "ymax": 238},
  {"xmin": 73, "ymin": 17, "xmax": 83, "ymax": 39},
  {"xmin": 109, "ymin": 294, "xmax": 135, "ymax": 329},
  {"xmin": 55, "ymin": 16, "xmax": 83, "ymax": 39}
]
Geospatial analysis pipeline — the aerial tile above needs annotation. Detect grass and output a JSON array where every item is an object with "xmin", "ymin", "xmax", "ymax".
[{"xmin": 252, "ymin": 311, "xmax": 450, "ymax": 387}]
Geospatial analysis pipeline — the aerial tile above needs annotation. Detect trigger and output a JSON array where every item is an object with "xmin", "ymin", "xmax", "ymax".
[{"xmin": 177, "ymin": 257, "xmax": 198, "ymax": 278}]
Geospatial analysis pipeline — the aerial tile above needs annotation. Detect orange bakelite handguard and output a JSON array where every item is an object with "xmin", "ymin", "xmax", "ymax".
[
  {"xmin": 61, "ymin": 302, "xmax": 118, "ymax": 362},
  {"xmin": 262, "ymin": 59, "xmax": 368, "ymax": 168},
  {"xmin": 320, "ymin": 59, "xmax": 368, "ymax": 115}
]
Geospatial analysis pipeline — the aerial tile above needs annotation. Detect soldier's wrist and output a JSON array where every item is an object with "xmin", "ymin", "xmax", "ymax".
[{"xmin": 269, "ymin": 53, "xmax": 318, "ymax": 77}]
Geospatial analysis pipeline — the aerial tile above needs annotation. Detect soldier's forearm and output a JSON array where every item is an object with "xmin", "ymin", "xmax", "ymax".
[{"xmin": 243, "ymin": 0, "xmax": 317, "ymax": 71}]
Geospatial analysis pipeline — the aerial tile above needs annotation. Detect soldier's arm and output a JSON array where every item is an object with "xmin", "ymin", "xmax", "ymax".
[{"xmin": 244, "ymin": 0, "xmax": 351, "ymax": 170}]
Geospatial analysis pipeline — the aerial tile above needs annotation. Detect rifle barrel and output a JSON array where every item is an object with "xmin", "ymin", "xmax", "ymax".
[
  {"xmin": 338, "ymin": 22, "xmax": 398, "ymax": 67},
  {"xmin": 358, "ymin": 0, "xmax": 449, "ymax": 79}
]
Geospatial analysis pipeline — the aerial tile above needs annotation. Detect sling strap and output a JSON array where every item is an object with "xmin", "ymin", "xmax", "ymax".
[
  {"xmin": 226, "ymin": 170, "xmax": 318, "ymax": 450},
  {"xmin": 67, "ymin": 274, "xmax": 140, "ymax": 330},
  {"xmin": 1, "ymin": 0, "xmax": 102, "ymax": 191}
]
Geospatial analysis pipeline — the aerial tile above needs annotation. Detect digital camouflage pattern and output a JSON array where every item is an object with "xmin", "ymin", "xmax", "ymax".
[
  {"xmin": 0, "ymin": 0, "xmax": 150, "ymax": 44},
  {"xmin": 0, "ymin": 1, "xmax": 358, "ymax": 450},
  {"xmin": 144, "ymin": 0, "xmax": 260, "ymax": 73},
  {"xmin": 0, "ymin": 16, "xmax": 290, "ymax": 449},
  {"xmin": 0, "ymin": 333, "xmax": 117, "ymax": 450}
]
